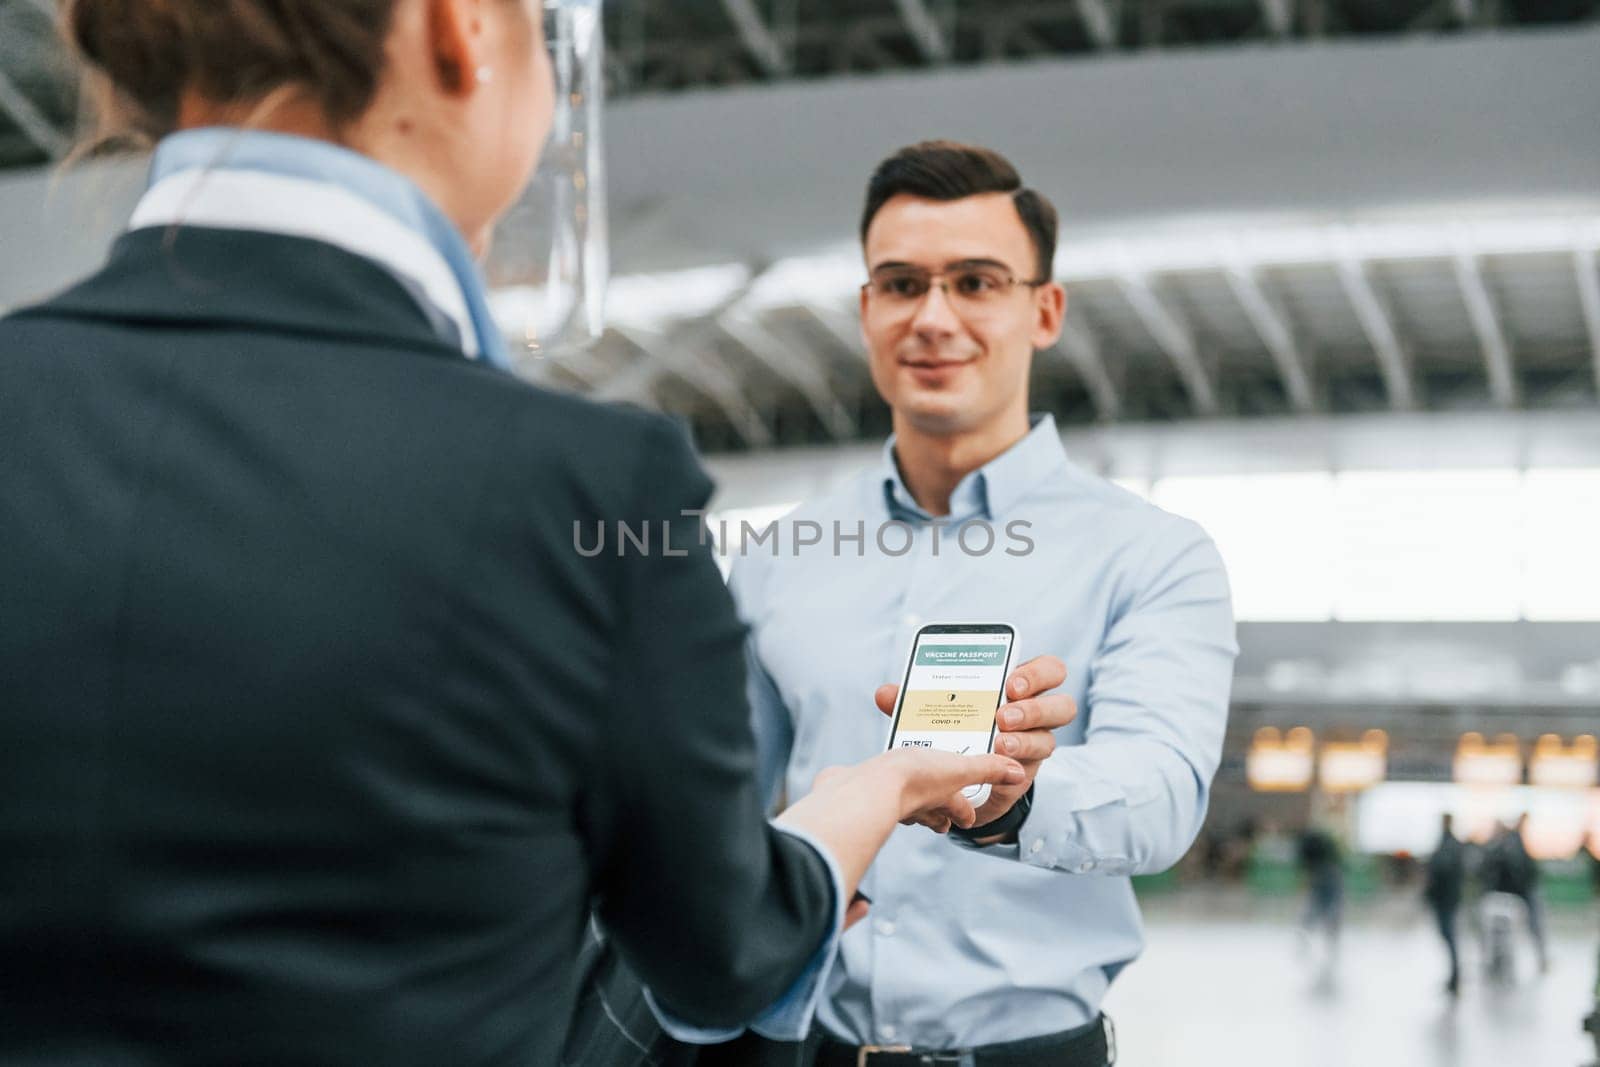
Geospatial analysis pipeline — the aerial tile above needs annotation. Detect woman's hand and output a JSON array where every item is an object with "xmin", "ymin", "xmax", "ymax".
[
  {"xmin": 781, "ymin": 735, "xmax": 1024, "ymax": 931},
  {"xmin": 811, "ymin": 748, "xmax": 1025, "ymax": 835}
]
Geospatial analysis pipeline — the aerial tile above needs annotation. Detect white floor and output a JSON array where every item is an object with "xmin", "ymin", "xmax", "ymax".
[{"xmin": 1102, "ymin": 891, "xmax": 1598, "ymax": 1067}]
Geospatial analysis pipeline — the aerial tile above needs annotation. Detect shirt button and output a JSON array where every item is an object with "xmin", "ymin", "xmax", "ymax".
[
  {"xmin": 880, "ymin": 1024, "xmax": 898, "ymax": 1040},
  {"xmin": 876, "ymin": 919, "xmax": 896, "ymax": 936},
  {"xmin": 1078, "ymin": 860, "xmax": 1096, "ymax": 873},
  {"xmin": 902, "ymin": 612, "xmax": 921, "ymax": 628},
  {"xmin": 1029, "ymin": 839, "xmax": 1043, "ymax": 855}
]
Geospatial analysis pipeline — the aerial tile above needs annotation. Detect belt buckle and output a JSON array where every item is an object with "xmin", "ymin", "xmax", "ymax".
[{"xmin": 856, "ymin": 1045, "xmax": 912, "ymax": 1066}]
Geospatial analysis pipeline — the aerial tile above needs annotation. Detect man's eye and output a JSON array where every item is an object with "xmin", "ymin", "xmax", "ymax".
[
  {"xmin": 883, "ymin": 276, "xmax": 927, "ymax": 298},
  {"xmin": 955, "ymin": 272, "xmax": 1001, "ymax": 295}
]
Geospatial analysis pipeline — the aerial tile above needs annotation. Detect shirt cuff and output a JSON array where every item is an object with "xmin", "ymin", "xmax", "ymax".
[
  {"xmin": 644, "ymin": 820, "xmax": 847, "ymax": 1045},
  {"xmin": 1015, "ymin": 758, "xmax": 1136, "ymax": 876}
]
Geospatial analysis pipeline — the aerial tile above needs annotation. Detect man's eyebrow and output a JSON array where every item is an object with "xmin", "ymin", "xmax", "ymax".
[
  {"xmin": 867, "ymin": 257, "xmax": 1016, "ymax": 273},
  {"xmin": 945, "ymin": 257, "xmax": 1014, "ymax": 271}
]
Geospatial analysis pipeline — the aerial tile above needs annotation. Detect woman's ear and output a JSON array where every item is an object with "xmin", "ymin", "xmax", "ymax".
[{"xmin": 425, "ymin": 0, "xmax": 485, "ymax": 96}]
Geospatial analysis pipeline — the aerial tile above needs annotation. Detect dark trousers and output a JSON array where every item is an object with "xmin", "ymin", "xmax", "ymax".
[
  {"xmin": 689, "ymin": 1031, "xmax": 813, "ymax": 1066},
  {"xmin": 681, "ymin": 1025, "xmax": 1113, "ymax": 1066},
  {"xmin": 1517, "ymin": 890, "xmax": 1550, "ymax": 969},
  {"xmin": 1430, "ymin": 899, "xmax": 1461, "ymax": 991}
]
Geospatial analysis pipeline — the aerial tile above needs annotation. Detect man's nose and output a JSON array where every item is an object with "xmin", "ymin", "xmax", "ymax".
[{"xmin": 910, "ymin": 281, "xmax": 962, "ymax": 338}]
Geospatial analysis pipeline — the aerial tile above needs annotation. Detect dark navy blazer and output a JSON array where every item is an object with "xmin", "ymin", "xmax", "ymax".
[{"xmin": 0, "ymin": 227, "xmax": 830, "ymax": 1066}]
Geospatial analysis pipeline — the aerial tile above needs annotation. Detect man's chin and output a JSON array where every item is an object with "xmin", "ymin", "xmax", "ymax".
[{"xmin": 898, "ymin": 394, "xmax": 974, "ymax": 436}]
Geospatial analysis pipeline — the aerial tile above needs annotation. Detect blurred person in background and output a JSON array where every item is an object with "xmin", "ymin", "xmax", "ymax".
[
  {"xmin": 1296, "ymin": 825, "xmax": 1344, "ymax": 966},
  {"xmin": 1481, "ymin": 815, "xmax": 1549, "ymax": 975},
  {"xmin": 696, "ymin": 140, "xmax": 1237, "ymax": 1067},
  {"xmin": 1587, "ymin": 841, "xmax": 1600, "ymax": 1066},
  {"xmin": 1424, "ymin": 814, "xmax": 1467, "ymax": 997},
  {"xmin": 0, "ymin": 3, "xmax": 1034, "ymax": 1063}
]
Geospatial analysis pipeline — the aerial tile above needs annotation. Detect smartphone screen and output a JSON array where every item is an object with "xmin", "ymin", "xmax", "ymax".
[{"xmin": 886, "ymin": 624, "xmax": 1017, "ymax": 799}]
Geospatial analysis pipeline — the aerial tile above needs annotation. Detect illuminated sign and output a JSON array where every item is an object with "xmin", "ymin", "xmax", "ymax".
[
  {"xmin": 1530, "ymin": 734, "xmax": 1599, "ymax": 789},
  {"xmin": 1248, "ymin": 726, "xmax": 1314, "ymax": 792},
  {"xmin": 1453, "ymin": 732, "xmax": 1522, "ymax": 787},
  {"xmin": 1319, "ymin": 730, "xmax": 1388, "ymax": 794}
]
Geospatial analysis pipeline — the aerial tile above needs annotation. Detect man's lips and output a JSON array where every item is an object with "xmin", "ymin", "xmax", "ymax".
[{"xmin": 898, "ymin": 356, "xmax": 977, "ymax": 369}]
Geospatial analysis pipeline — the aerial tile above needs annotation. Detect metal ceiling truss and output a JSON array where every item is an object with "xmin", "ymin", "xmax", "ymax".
[
  {"xmin": 892, "ymin": 0, "xmax": 955, "ymax": 63},
  {"xmin": 577, "ymin": 215, "xmax": 1598, "ymax": 450},
  {"xmin": 1451, "ymin": 248, "xmax": 1518, "ymax": 409},
  {"xmin": 718, "ymin": 0, "xmax": 795, "ymax": 77},
  {"xmin": 1055, "ymin": 317, "xmax": 1122, "ymax": 421},
  {"xmin": 5, "ymin": 0, "xmax": 1600, "ymax": 164},
  {"xmin": 716, "ymin": 312, "xmax": 858, "ymax": 438},
  {"xmin": 1221, "ymin": 257, "xmax": 1317, "ymax": 413},
  {"xmin": 604, "ymin": 323, "xmax": 776, "ymax": 448},
  {"xmin": 603, "ymin": 0, "xmax": 1585, "ymax": 96},
  {"xmin": 1332, "ymin": 248, "xmax": 1419, "ymax": 412},
  {"xmin": 1573, "ymin": 241, "xmax": 1600, "ymax": 397},
  {"xmin": 0, "ymin": 0, "xmax": 72, "ymax": 160},
  {"xmin": 1114, "ymin": 269, "xmax": 1222, "ymax": 417}
]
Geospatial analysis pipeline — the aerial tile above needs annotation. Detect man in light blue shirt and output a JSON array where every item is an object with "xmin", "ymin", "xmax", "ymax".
[{"xmin": 724, "ymin": 142, "xmax": 1238, "ymax": 1064}]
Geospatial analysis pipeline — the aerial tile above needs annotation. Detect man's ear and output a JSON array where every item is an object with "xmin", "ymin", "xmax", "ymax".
[{"xmin": 1032, "ymin": 281, "xmax": 1066, "ymax": 350}]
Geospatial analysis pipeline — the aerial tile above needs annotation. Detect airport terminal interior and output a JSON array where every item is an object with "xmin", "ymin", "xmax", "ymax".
[{"xmin": 2, "ymin": 1, "xmax": 1598, "ymax": 1063}]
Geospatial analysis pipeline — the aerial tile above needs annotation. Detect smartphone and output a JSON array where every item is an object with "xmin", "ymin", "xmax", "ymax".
[{"xmin": 884, "ymin": 623, "xmax": 1018, "ymax": 808}]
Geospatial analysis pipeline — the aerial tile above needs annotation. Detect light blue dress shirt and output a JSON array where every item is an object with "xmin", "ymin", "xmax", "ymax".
[{"xmin": 729, "ymin": 414, "xmax": 1238, "ymax": 1049}]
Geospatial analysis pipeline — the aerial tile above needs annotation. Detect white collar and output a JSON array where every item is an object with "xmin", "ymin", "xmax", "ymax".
[{"xmin": 129, "ymin": 168, "xmax": 479, "ymax": 358}]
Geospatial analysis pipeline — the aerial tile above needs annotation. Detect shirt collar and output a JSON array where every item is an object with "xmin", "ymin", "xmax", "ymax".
[
  {"xmin": 129, "ymin": 168, "xmax": 478, "ymax": 357},
  {"xmin": 132, "ymin": 127, "xmax": 511, "ymax": 369},
  {"xmin": 878, "ymin": 413, "xmax": 1069, "ymax": 523}
]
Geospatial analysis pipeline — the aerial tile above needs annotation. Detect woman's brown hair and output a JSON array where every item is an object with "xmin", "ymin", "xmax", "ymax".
[{"xmin": 61, "ymin": 0, "xmax": 402, "ymax": 154}]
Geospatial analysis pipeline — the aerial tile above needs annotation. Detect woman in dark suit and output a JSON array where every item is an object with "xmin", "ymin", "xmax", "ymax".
[{"xmin": 0, "ymin": 1, "xmax": 1036, "ymax": 1063}]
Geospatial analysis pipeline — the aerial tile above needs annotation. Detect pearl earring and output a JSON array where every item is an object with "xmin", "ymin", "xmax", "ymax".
[{"xmin": 475, "ymin": 65, "xmax": 494, "ymax": 85}]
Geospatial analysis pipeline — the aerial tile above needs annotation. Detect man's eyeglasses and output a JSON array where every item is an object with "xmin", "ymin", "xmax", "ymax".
[{"xmin": 862, "ymin": 263, "xmax": 1048, "ymax": 313}]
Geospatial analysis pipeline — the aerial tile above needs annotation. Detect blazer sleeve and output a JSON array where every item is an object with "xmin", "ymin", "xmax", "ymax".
[{"xmin": 580, "ymin": 414, "xmax": 836, "ymax": 1030}]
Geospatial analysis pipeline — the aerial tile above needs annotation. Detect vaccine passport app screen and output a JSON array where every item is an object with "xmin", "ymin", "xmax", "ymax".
[{"xmin": 890, "ymin": 631, "xmax": 1014, "ymax": 757}]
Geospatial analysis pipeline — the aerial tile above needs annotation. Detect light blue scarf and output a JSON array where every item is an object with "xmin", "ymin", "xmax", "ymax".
[{"xmin": 147, "ymin": 127, "xmax": 511, "ymax": 371}]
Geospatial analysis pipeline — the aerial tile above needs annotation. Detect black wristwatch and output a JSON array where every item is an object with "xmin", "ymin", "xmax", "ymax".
[{"xmin": 950, "ymin": 784, "xmax": 1034, "ymax": 847}]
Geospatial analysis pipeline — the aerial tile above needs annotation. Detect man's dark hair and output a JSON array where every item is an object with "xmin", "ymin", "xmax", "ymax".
[{"xmin": 859, "ymin": 141, "xmax": 1059, "ymax": 282}]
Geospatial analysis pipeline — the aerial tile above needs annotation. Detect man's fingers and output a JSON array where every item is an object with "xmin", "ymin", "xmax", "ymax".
[
  {"xmin": 997, "ymin": 693, "xmax": 1077, "ymax": 733},
  {"xmin": 1005, "ymin": 655, "xmax": 1066, "ymax": 700},
  {"xmin": 994, "ymin": 728, "xmax": 1058, "ymax": 762},
  {"xmin": 875, "ymin": 684, "xmax": 899, "ymax": 716}
]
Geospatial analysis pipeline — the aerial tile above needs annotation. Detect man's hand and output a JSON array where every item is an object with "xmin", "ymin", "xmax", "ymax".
[{"xmin": 875, "ymin": 654, "xmax": 1076, "ymax": 834}]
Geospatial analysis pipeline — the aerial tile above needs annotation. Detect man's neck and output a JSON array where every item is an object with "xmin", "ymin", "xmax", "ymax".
[{"xmin": 891, "ymin": 413, "xmax": 1032, "ymax": 517}]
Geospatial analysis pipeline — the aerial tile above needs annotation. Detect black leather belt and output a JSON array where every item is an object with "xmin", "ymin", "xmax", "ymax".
[{"xmin": 815, "ymin": 1015, "xmax": 1113, "ymax": 1067}]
